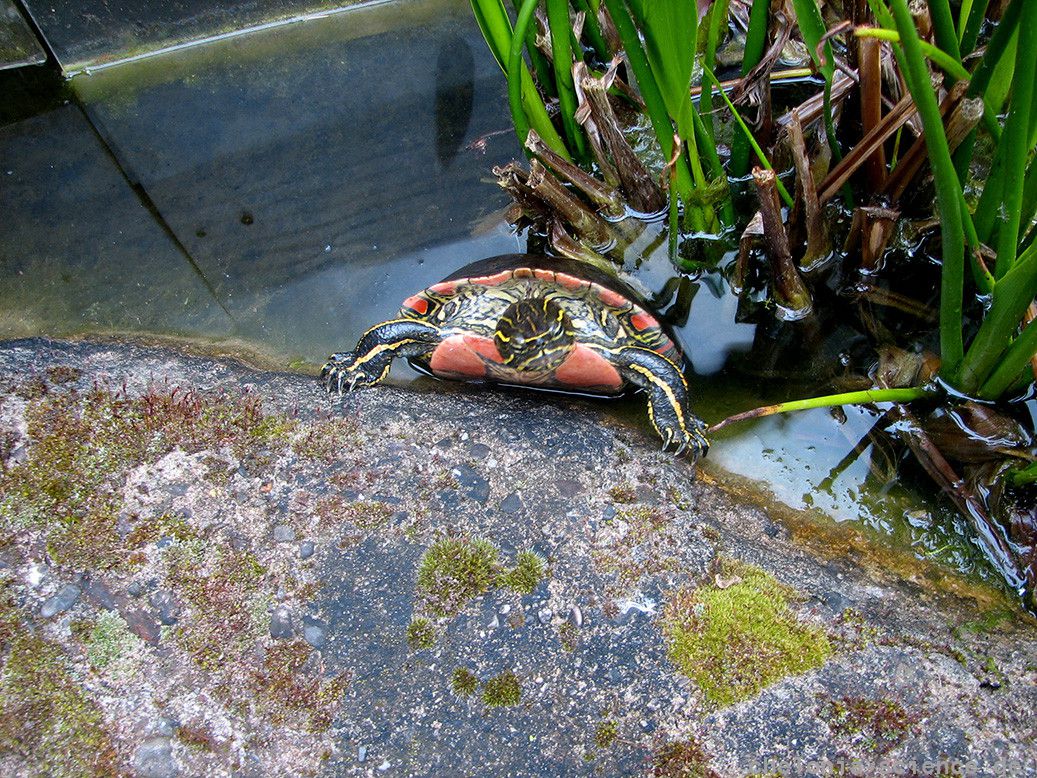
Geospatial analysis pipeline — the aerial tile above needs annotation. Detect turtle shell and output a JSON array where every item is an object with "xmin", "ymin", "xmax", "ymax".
[{"xmin": 399, "ymin": 254, "xmax": 682, "ymax": 397}]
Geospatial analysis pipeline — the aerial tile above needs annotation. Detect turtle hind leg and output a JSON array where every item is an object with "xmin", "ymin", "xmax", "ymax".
[
  {"xmin": 606, "ymin": 346, "xmax": 709, "ymax": 458},
  {"xmin": 322, "ymin": 319, "xmax": 442, "ymax": 393}
]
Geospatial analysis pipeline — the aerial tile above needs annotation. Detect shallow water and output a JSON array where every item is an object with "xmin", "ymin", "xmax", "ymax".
[{"xmin": 0, "ymin": 0, "xmax": 1023, "ymax": 596}]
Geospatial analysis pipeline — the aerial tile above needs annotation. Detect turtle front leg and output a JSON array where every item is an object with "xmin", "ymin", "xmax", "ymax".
[
  {"xmin": 322, "ymin": 319, "xmax": 442, "ymax": 393},
  {"xmin": 607, "ymin": 346, "xmax": 709, "ymax": 458}
]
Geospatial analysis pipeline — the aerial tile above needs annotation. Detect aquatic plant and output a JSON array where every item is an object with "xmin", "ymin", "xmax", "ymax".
[
  {"xmin": 451, "ymin": 667, "xmax": 480, "ymax": 697},
  {"xmin": 406, "ymin": 617, "xmax": 437, "ymax": 650},
  {"xmin": 469, "ymin": 0, "xmax": 1037, "ymax": 608}
]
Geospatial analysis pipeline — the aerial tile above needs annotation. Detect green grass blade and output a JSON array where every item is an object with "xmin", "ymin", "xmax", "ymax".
[
  {"xmin": 977, "ymin": 316, "xmax": 1037, "ymax": 399},
  {"xmin": 890, "ymin": 0, "xmax": 966, "ymax": 372},
  {"xmin": 640, "ymin": 1, "xmax": 698, "ymax": 123},
  {"xmin": 711, "ymin": 387, "xmax": 931, "ymax": 431},
  {"xmin": 792, "ymin": 0, "xmax": 840, "ymax": 159},
  {"xmin": 992, "ymin": 0, "xmax": 1037, "ymax": 277}
]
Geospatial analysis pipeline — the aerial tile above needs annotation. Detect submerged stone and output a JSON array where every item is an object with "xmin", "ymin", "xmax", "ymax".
[{"xmin": 40, "ymin": 583, "xmax": 81, "ymax": 618}]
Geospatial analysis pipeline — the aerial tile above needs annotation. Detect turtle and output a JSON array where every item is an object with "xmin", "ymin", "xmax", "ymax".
[{"xmin": 321, "ymin": 254, "xmax": 708, "ymax": 456}]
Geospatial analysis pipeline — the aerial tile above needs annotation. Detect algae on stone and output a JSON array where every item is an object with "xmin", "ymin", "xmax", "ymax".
[
  {"xmin": 406, "ymin": 617, "xmax": 436, "ymax": 650},
  {"xmin": 450, "ymin": 667, "xmax": 479, "ymax": 697},
  {"xmin": 498, "ymin": 550, "xmax": 547, "ymax": 595},
  {"xmin": 662, "ymin": 559, "xmax": 831, "ymax": 706}
]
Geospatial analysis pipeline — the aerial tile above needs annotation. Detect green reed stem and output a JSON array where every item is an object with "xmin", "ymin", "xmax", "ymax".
[
  {"xmin": 601, "ymin": 0, "xmax": 693, "ymax": 200},
  {"xmin": 546, "ymin": 0, "xmax": 588, "ymax": 160},
  {"xmin": 891, "ymin": 0, "xmax": 965, "ymax": 372},
  {"xmin": 959, "ymin": 0, "xmax": 990, "ymax": 56},
  {"xmin": 729, "ymin": 0, "xmax": 770, "ymax": 179},
  {"xmin": 507, "ymin": 0, "xmax": 572, "ymax": 160},
  {"xmin": 570, "ymin": 0, "xmax": 610, "ymax": 61},
  {"xmin": 992, "ymin": 0, "xmax": 1037, "ymax": 277},
  {"xmin": 958, "ymin": 243, "xmax": 1037, "ymax": 393},
  {"xmin": 926, "ymin": 0, "xmax": 962, "ymax": 83},
  {"xmin": 711, "ymin": 387, "xmax": 932, "ymax": 431},
  {"xmin": 978, "ymin": 316, "xmax": 1037, "ymax": 399}
]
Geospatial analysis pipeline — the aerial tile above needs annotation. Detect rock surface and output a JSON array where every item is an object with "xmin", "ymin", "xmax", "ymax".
[{"xmin": 0, "ymin": 338, "xmax": 1034, "ymax": 777}]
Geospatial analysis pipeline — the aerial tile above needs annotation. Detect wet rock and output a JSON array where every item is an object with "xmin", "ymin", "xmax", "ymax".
[
  {"xmin": 273, "ymin": 524, "xmax": 295, "ymax": 543},
  {"xmin": 602, "ymin": 505, "xmax": 617, "ymax": 521},
  {"xmin": 121, "ymin": 608, "xmax": 161, "ymax": 645},
  {"xmin": 133, "ymin": 736, "xmax": 177, "ymax": 778},
  {"xmin": 82, "ymin": 577, "xmax": 116, "ymax": 610},
  {"xmin": 149, "ymin": 590, "xmax": 180, "ymax": 626},
  {"xmin": 40, "ymin": 584, "xmax": 80, "ymax": 618},
  {"xmin": 538, "ymin": 607, "xmax": 553, "ymax": 625},
  {"xmin": 555, "ymin": 479, "xmax": 582, "ymax": 497},
  {"xmin": 468, "ymin": 442, "xmax": 491, "ymax": 459},
  {"xmin": 127, "ymin": 580, "xmax": 145, "ymax": 598},
  {"xmin": 299, "ymin": 540, "xmax": 315, "ymax": 559},
  {"xmin": 270, "ymin": 606, "xmax": 294, "ymax": 639},
  {"xmin": 500, "ymin": 493, "xmax": 523, "ymax": 515},
  {"xmin": 452, "ymin": 464, "xmax": 490, "ymax": 504}
]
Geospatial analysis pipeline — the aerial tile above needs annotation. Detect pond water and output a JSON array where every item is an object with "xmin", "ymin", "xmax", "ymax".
[{"xmin": 0, "ymin": 0, "xmax": 1024, "ymax": 599}]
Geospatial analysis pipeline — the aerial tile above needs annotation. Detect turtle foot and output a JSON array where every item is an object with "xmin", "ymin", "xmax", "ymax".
[
  {"xmin": 321, "ymin": 353, "xmax": 379, "ymax": 394},
  {"xmin": 659, "ymin": 416, "xmax": 710, "ymax": 459}
]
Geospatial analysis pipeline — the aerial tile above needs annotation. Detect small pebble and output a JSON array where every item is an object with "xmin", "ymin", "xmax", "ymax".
[
  {"xmin": 378, "ymin": 760, "xmax": 391, "ymax": 772},
  {"xmin": 569, "ymin": 606, "xmax": 583, "ymax": 628},
  {"xmin": 538, "ymin": 607, "xmax": 553, "ymax": 625},
  {"xmin": 272, "ymin": 525, "xmax": 295, "ymax": 543},
  {"xmin": 303, "ymin": 624, "xmax": 326, "ymax": 649},
  {"xmin": 40, "ymin": 584, "xmax": 81, "ymax": 618},
  {"xmin": 499, "ymin": 493, "xmax": 523, "ymax": 515},
  {"xmin": 299, "ymin": 541, "xmax": 315, "ymax": 560},
  {"xmin": 358, "ymin": 746, "xmax": 367, "ymax": 763},
  {"xmin": 128, "ymin": 580, "xmax": 145, "ymax": 597},
  {"xmin": 270, "ymin": 606, "xmax": 294, "ymax": 639},
  {"xmin": 149, "ymin": 590, "xmax": 180, "ymax": 626},
  {"xmin": 133, "ymin": 736, "xmax": 176, "ymax": 778}
]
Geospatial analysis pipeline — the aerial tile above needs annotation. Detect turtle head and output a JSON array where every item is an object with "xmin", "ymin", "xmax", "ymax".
[{"xmin": 495, "ymin": 297, "xmax": 575, "ymax": 373}]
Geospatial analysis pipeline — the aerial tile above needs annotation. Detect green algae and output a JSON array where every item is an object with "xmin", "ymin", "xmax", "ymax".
[
  {"xmin": 481, "ymin": 669, "xmax": 522, "ymax": 707},
  {"xmin": 406, "ymin": 617, "xmax": 436, "ymax": 650},
  {"xmin": 498, "ymin": 550, "xmax": 547, "ymax": 595},
  {"xmin": 450, "ymin": 667, "xmax": 479, "ymax": 697},
  {"xmin": 0, "ymin": 585, "xmax": 117, "ymax": 775},
  {"xmin": 662, "ymin": 559, "xmax": 832, "ymax": 707}
]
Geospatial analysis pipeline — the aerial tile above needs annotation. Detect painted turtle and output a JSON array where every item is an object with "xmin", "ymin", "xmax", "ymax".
[{"xmin": 321, "ymin": 254, "xmax": 708, "ymax": 456}]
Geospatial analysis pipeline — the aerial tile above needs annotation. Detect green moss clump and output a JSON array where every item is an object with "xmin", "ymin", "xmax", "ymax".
[
  {"xmin": 822, "ymin": 695, "xmax": 914, "ymax": 753},
  {"xmin": 608, "ymin": 484, "xmax": 637, "ymax": 503},
  {"xmin": 0, "ymin": 627, "xmax": 117, "ymax": 774},
  {"xmin": 662, "ymin": 559, "xmax": 831, "ymax": 707},
  {"xmin": 594, "ymin": 719, "xmax": 618, "ymax": 749},
  {"xmin": 451, "ymin": 667, "xmax": 479, "ymax": 697},
  {"xmin": 498, "ymin": 551, "xmax": 547, "ymax": 595},
  {"xmin": 84, "ymin": 611, "xmax": 143, "ymax": 674},
  {"xmin": 406, "ymin": 618, "xmax": 436, "ymax": 650},
  {"xmin": 481, "ymin": 669, "xmax": 522, "ymax": 707},
  {"xmin": 417, "ymin": 537, "xmax": 501, "ymax": 617}
]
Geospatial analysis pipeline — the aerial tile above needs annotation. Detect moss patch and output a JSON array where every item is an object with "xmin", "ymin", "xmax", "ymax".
[
  {"xmin": 251, "ymin": 640, "xmax": 349, "ymax": 732},
  {"xmin": 83, "ymin": 611, "xmax": 143, "ymax": 675},
  {"xmin": 451, "ymin": 667, "xmax": 479, "ymax": 697},
  {"xmin": 0, "ymin": 584, "xmax": 117, "ymax": 775},
  {"xmin": 593, "ymin": 719, "xmax": 618, "ymax": 749},
  {"xmin": 481, "ymin": 669, "xmax": 522, "ymax": 707},
  {"xmin": 416, "ymin": 537, "xmax": 501, "ymax": 616},
  {"xmin": 822, "ymin": 695, "xmax": 916, "ymax": 753},
  {"xmin": 406, "ymin": 617, "xmax": 436, "ymax": 650},
  {"xmin": 498, "ymin": 551, "xmax": 547, "ymax": 595},
  {"xmin": 650, "ymin": 738, "xmax": 718, "ymax": 777},
  {"xmin": 662, "ymin": 559, "xmax": 832, "ymax": 707}
]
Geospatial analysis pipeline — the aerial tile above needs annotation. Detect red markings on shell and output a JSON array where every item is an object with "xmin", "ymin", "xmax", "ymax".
[
  {"xmin": 428, "ymin": 334, "xmax": 502, "ymax": 378},
  {"xmin": 555, "ymin": 345, "xmax": 623, "ymax": 390}
]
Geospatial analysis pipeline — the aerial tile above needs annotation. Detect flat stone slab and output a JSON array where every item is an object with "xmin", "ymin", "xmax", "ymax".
[
  {"xmin": 0, "ymin": 338, "xmax": 1034, "ymax": 777},
  {"xmin": 0, "ymin": 0, "xmax": 45, "ymax": 70}
]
